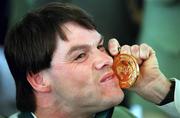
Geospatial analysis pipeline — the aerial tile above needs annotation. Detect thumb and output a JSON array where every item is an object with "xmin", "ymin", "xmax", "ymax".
[{"xmin": 108, "ymin": 38, "xmax": 120, "ymax": 56}]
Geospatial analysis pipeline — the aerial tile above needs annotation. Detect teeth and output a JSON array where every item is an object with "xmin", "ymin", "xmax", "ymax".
[
  {"xmin": 100, "ymin": 73, "xmax": 115, "ymax": 83},
  {"xmin": 103, "ymin": 76, "xmax": 112, "ymax": 82},
  {"xmin": 106, "ymin": 77, "xmax": 112, "ymax": 81}
]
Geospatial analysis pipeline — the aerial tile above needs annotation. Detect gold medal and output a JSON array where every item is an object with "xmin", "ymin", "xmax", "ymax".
[{"xmin": 112, "ymin": 54, "xmax": 139, "ymax": 88}]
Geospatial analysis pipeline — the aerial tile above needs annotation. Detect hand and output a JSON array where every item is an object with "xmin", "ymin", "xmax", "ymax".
[{"xmin": 108, "ymin": 38, "xmax": 171, "ymax": 104}]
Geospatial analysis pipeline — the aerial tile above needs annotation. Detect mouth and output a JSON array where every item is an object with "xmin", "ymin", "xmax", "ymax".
[{"xmin": 100, "ymin": 71, "xmax": 116, "ymax": 84}]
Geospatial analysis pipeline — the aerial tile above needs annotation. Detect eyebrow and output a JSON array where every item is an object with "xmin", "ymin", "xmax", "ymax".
[{"xmin": 67, "ymin": 36, "xmax": 104, "ymax": 56}]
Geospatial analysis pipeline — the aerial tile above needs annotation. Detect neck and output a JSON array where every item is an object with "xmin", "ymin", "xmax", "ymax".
[{"xmin": 34, "ymin": 92, "xmax": 94, "ymax": 118}]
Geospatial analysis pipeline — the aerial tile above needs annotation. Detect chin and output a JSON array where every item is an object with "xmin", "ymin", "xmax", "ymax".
[
  {"xmin": 94, "ymin": 92, "xmax": 124, "ymax": 113},
  {"xmin": 111, "ymin": 86, "xmax": 124, "ymax": 102},
  {"xmin": 112, "ymin": 91, "xmax": 124, "ymax": 105},
  {"xmin": 103, "ymin": 89, "xmax": 125, "ymax": 108},
  {"xmin": 115, "ymin": 92, "xmax": 124, "ymax": 104}
]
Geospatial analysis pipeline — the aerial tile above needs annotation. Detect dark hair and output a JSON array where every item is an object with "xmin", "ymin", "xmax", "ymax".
[{"xmin": 4, "ymin": 2, "xmax": 96, "ymax": 112}]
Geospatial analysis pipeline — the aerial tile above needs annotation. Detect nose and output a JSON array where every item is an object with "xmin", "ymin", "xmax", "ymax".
[{"xmin": 93, "ymin": 50, "xmax": 113, "ymax": 70}]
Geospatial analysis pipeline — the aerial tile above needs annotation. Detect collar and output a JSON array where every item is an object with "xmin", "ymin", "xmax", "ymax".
[{"xmin": 31, "ymin": 112, "xmax": 37, "ymax": 118}]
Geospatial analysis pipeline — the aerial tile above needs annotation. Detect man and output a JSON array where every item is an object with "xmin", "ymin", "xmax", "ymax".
[{"xmin": 4, "ymin": 2, "xmax": 179, "ymax": 118}]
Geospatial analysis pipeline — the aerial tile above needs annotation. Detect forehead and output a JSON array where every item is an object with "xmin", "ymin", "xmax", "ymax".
[{"xmin": 62, "ymin": 22, "xmax": 101, "ymax": 42}]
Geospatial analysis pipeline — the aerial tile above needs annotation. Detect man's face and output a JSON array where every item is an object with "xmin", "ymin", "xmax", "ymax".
[{"xmin": 45, "ymin": 22, "xmax": 124, "ymax": 113}]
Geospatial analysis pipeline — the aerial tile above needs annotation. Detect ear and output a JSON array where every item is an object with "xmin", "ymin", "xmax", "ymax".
[{"xmin": 27, "ymin": 72, "xmax": 51, "ymax": 93}]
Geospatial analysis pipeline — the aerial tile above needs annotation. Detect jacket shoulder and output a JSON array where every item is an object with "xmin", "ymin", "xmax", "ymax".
[{"xmin": 112, "ymin": 106, "xmax": 136, "ymax": 118}]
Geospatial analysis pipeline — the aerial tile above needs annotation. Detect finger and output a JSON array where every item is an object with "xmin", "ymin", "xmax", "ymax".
[
  {"xmin": 120, "ymin": 45, "xmax": 131, "ymax": 55},
  {"xmin": 108, "ymin": 38, "xmax": 120, "ymax": 56},
  {"xmin": 130, "ymin": 45, "xmax": 142, "ymax": 64},
  {"xmin": 130, "ymin": 45, "xmax": 140, "ymax": 59},
  {"xmin": 139, "ymin": 43, "xmax": 150, "ymax": 60}
]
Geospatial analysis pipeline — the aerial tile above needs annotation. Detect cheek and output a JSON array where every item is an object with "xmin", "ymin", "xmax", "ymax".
[
  {"xmin": 69, "ymin": 65, "xmax": 94, "ymax": 88},
  {"xmin": 53, "ymin": 64, "xmax": 94, "ymax": 93}
]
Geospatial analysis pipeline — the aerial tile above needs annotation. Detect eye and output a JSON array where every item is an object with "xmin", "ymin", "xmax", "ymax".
[
  {"xmin": 74, "ymin": 53, "xmax": 87, "ymax": 62},
  {"xmin": 97, "ymin": 45, "xmax": 106, "ymax": 52}
]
